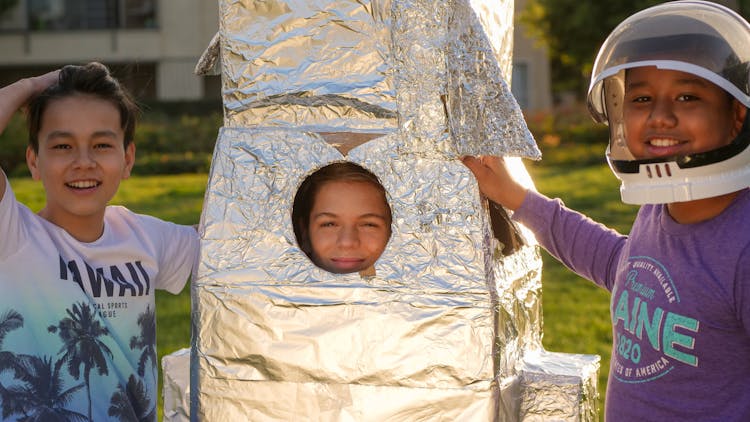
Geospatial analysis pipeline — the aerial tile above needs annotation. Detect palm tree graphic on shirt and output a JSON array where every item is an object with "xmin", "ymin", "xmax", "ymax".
[
  {"xmin": 1, "ymin": 355, "xmax": 87, "ymax": 421},
  {"xmin": 0, "ymin": 310, "xmax": 23, "ymax": 376},
  {"xmin": 0, "ymin": 309, "xmax": 87, "ymax": 421},
  {"xmin": 108, "ymin": 374, "xmax": 155, "ymax": 421},
  {"xmin": 1, "ymin": 303, "xmax": 157, "ymax": 421},
  {"xmin": 130, "ymin": 306, "xmax": 156, "ymax": 379},
  {"xmin": 48, "ymin": 302, "xmax": 114, "ymax": 422}
]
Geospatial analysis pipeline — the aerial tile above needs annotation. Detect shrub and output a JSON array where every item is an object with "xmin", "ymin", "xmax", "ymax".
[
  {"xmin": 525, "ymin": 103, "xmax": 610, "ymax": 167},
  {"xmin": 0, "ymin": 103, "xmax": 223, "ymax": 176},
  {"xmin": 132, "ymin": 152, "xmax": 213, "ymax": 175},
  {"xmin": 0, "ymin": 113, "xmax": 29, "ymax": 176},
  {"xmin": 135, "ymin": 114, "xmax": 219, "ymax": 155}
]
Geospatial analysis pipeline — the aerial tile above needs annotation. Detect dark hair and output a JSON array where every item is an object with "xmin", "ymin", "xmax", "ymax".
[
  {"xmin": 27, "ymin": 62, "xmax": 139, "ymax": 152},
  {"xmin": 292, "ymin": 161, "xmax": 392, "ymax": 256}
]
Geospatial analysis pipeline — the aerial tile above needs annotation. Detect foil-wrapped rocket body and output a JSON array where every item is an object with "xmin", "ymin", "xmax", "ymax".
[
  {"xmin": 180, "ymin": 0, "xmax": 600, "ymax": 420},
  {"xmin": 193, "ymin": 128, "xmax": 537, "ymax": 420},
  {"xmin": 210, "ymin": 0, "xmax": 540, "ymax": 159}
]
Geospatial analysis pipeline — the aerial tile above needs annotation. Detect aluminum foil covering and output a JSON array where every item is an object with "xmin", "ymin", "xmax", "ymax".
[
  {"xmin": 179, "ymin": 0, "xmax": 599, "ymax": 420},
  {"xmin": 195, "ymin": 32, "xmax": 221, "ymax": 77},
  {"xmin": 192, "ymin": 128, "xmax": 518, "ymax": 420},
  {"xmin": 519, "ymin": 350, "xmax": 601, "ymax": 421},
  {"xmin": 219, "ymin": 0, "xmax": 396, "ymax": 134},
  {"xmin": 162, "ymin": 348, "xmax": 190, "ymax": 422},
  {"xmin": 205, "ymin": 0, "xmax": 540, "ymax": 159}
]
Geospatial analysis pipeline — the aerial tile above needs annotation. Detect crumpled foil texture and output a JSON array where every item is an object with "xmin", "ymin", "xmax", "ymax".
[
  {"xmin": 163, "ymin": 348, "xmax": 191, "ymax": 422},
  {"xmin": 182, "ymin": 0, "xmax": 599, "ymax": 420},
  {"xmin": 211, "ymin": 0, "xmax": 540, "ymax": 159},
  {"xmin": 193, "ymin": 128, "xmax": 542, "ymax": 420},
  {"xmin": 519, "ymin": 350, "xmax": 601, "ymax": 421}
]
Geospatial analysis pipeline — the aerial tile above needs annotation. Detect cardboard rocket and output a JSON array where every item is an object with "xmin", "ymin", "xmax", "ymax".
[{"xmin": 163, "ymin": 1, "xmax": 600, "ymax": 420}]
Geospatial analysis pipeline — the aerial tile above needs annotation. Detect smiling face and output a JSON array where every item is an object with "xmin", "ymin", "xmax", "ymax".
[
  {"xmin": 26, "ymin": 94, "xmax": 135, "ymax": 241},
  {"xmin": 622, "ymin": 67, "xmax": 746, "ymax": 160},
  {"xmin": 307, "ymin": 180, "xmax": 391, "ymax": 274}
]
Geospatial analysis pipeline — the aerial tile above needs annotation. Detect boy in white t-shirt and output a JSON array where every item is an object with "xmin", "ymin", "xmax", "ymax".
[{"xmin": 0, "ymin": 62, "xmax": 199, "ymax": 421}]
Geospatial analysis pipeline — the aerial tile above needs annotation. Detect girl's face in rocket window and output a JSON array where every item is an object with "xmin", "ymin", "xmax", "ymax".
[
  {"xmin": 293, "ymin": 162, "xmax": 392, "ymax": 275},
  {"xmin": 308, "ymin": 179, "xmax": 391, "ymax": 274}
]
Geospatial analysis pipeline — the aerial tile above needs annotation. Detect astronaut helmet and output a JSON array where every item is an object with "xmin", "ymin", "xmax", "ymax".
[{"xmin": 587, "ymin": 0, "xmax": 750, "ymax": 204}]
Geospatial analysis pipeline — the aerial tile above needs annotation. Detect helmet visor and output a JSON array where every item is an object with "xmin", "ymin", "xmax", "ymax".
[{"xmin": 588, "ymin": 0, "xmax": 750, "ymax": 122}]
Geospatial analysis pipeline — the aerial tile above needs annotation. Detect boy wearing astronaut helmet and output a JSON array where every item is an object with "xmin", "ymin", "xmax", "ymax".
[
  {"xmin": 463, "ymin": 1, "xmax": 750, "ymax": 420},
  {"xmin": 588, "ymin": 0, "xmax": 750, "ymax": 210}
]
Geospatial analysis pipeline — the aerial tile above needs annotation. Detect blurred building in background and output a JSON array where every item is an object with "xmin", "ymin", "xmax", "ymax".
[
  {"xmin": 512, "ymin": 0, "xmax": 552, "ymax": 112},
  {"xmin": 0, "ymin": 0, "xmax": 219, "ymax": 101},
  {"xmin": 0, "ymin": 0, "xmax": 549, "ymax": 107}
]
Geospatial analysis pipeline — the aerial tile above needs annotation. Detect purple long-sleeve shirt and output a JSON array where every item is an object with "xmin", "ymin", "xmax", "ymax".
[{"xmin": 513, "ymin": 189, "xmax": 750, "ymax": 421}]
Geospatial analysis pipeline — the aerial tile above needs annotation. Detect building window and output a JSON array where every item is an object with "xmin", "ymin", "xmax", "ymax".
[
  {"xmin": 122, "ymin": 0, "xmax": 156, "ymax": 28},
  {"xmin": 0, "ymin": 1, "xmax": 27, "ymax": 30},
  {"xmin": 0, "ymin": 0, "xmax": 157, "ymax": 31},
  {"xmin": 511, "ymin": 62, "xmax": 529, "ymax": 110}
]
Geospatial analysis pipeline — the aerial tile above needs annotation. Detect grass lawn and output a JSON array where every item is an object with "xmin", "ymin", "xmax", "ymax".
[
  {"xmin": 10, "ymin": 149, "xmax": 636, "ymax": 420},
  {"xmin": 529, "ymin": 148, "xmax": 640, "ymax": 420}
]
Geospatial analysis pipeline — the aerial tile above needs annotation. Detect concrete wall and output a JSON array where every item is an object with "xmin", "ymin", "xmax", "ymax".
[{"xmin": 513, "ymin": 0, "xmax": 552, "ymax": 112}]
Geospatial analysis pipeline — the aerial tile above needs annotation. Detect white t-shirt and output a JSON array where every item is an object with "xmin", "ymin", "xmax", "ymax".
[{"xmin": 0, "ymin": 179, "xmax": 199, "ymax": 421}]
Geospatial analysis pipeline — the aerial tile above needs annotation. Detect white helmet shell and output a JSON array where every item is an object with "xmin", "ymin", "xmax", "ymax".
[{"xmin": 587, "ymin": 0, "xmax": 750, "ymax": 204}]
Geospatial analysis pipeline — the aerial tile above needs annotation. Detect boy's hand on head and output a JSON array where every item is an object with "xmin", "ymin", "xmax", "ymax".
[
  {"xmin": 461, "ymin": 155, "xmax": 527, "ymax": 211},
  {"xmin": 0, "ymin": 69, "xmax": 59, "ymax": 137},
  {"xmin": 0, "ymin": 70, "xmax": 58, "ymax": 200},
  {"xmin": 28, "ymin": 69, "xmax": 60, "ymax": 96}
]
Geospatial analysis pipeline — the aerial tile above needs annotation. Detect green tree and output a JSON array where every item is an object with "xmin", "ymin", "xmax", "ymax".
[
  {"xmin": 518, "ymin": 0, "xmax": 670, "ymax": 98},
  {"xmin": 48, "ymin": 302, "xmax": 113, "ymax": 422},
  {"xmin": 739, "ymin": 0, "xmax": 750, "ymax": 19},
  {"xmin": 0, "ymin": 0, "xmax": 18, "ymax": 19}
]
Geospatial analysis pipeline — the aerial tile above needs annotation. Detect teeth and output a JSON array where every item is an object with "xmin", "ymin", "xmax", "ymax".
[
  {"xmin": 649, "ymin": 138, "xmax": 680, "ymax": 147},
  {"xmin": 68, "ymin": 180, "xmax": 99, "ymax": 189}
]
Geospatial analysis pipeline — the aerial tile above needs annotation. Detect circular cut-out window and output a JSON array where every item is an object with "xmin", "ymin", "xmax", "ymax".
[{"xmin": 292, "ymin": 162, "xmax": 392, "ymax": 275}]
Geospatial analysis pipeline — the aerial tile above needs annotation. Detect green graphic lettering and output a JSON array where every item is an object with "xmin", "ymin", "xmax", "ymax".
[
  {"xmin": 662, "ymin": 313, "xmax": 698, "ymax": 366},
  {"xmin": 614, "ymin": 290, "xmax": 630, "ymax": 329},
  {"xmin": 635, "ymin": 302, "xmax": 663, "ymax": 351},
  {"xmin": 628, "ymin": 296, "xmax": 642, "ymax": 333}
]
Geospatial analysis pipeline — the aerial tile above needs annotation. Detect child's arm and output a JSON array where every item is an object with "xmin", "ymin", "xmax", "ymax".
[
  {"xmin": 462, "ymin": 154, "xmax": 626, "ymax": 289},
  {"xmin": 0, "ymin": 70, "xmax": 59, "ymax": 201},
  {"xmin": 461, "ymin": 155, "xmax": 527, "ymax": 211}
]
